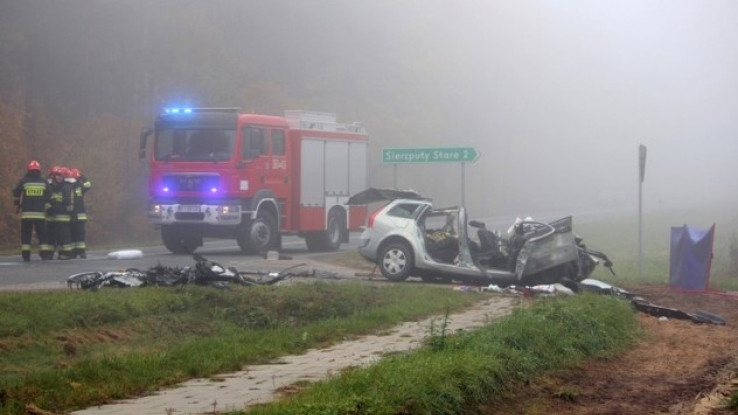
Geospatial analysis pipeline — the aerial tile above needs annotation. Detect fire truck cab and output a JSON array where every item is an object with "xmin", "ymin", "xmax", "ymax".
[{"xmin": 139, "ymin": 108, "xmax": 368, "ymax": 254}]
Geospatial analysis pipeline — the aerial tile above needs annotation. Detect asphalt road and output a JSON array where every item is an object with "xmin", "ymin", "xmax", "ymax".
[{"xmin": 0, "ymin": 235, "xmax": 362, "ymax": 290}]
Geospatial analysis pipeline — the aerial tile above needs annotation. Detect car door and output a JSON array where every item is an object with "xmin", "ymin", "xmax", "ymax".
[{"xmin": 514, "ymin": 216, "xmax": 578, "ymax": 280}]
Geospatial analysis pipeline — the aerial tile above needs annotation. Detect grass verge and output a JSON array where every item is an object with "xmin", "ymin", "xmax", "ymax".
[
  {"xmin": 0, "ymin": 283, "xmax": 482, "ymax": 414},
  {"xmin": 242, "ymin": 293, "xmax": 639, "ymax": 415}
]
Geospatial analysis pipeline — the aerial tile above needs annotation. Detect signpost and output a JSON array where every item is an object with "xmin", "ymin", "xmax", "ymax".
[
  {"xmin": 382, "ymin": 147, "xmax": 481, "ymax": 205},
  {"xmin": 638, "ymin": 144, "xmax": 647, "ymax": 278}
]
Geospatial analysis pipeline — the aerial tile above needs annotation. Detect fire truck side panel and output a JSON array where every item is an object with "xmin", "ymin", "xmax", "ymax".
[
  {"xmin": 348, "ymin": 140, "xmax": 367, "ymax": 196},
  {"xmin": 325, "ymin": 141, "xmax": 349, "ymax": 196},
  {"xmin": 297, "ymin": 137, "xmax": 368, "ymax": 231},
  {"xmin": 299, "ymin": 138, "xmax": 325, "ymax": 208}
]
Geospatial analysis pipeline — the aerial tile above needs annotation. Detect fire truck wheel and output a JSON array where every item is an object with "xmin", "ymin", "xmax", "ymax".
[
  {"xmin": 161, "ymin": 226, "xmax": 201, "ymax": 254},
  {"xmin": 305, "ymin": 209, "xmax": 345, "ymax": 252},
  {"xmin": 237, "ymin": 211, "xmax": 278, "ymax": 254}
]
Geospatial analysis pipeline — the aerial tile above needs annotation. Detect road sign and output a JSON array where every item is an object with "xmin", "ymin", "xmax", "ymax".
[
  {"xmin": 382, "ymin": 147, "xmax": 480, "ymax": 163},
  {"xmin": 639, "ymin": 144, "xmax": 647, "ymax": 183}
]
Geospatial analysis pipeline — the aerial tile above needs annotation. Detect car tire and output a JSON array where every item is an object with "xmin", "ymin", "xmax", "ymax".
[{"xmin": 379, "ymin": 242, "xmax": 414, "ymax": 281}]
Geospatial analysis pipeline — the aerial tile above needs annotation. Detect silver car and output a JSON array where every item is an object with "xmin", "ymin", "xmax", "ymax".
[{"xmin": 348, "ymin": 188, "xmax": 613, "ymax": 286}]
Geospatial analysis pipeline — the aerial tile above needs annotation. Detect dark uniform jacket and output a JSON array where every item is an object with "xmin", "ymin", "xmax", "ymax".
[
  {"xmin": 12, "ymin": 171, "xmax": 49, "ymax": 220},
  {"xmin": 48, "ymin": 180, "xmax": 74, "ymax": 221},
  {"xmin": 72, "ymin": 175, "xmax": 91, "ymax": 221}
]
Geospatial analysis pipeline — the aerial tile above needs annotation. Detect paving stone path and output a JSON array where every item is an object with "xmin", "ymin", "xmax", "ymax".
[{"xmin": 71, "ymin": 295, "xmax": 518, "ymax": 415}]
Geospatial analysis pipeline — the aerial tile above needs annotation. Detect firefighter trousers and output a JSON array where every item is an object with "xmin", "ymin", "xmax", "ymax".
[
  {"xmin": 70, "ymin": 219, "xmax": 87, "ymax": 258},
  {"xmin": 20, "ymin": 219, "xmax": 53, "ymax": 261},
  {"xmin": 47, "ymin": 220, "xmax": 73, "ymax": 259}
]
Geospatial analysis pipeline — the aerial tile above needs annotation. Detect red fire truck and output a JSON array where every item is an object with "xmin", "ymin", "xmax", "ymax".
[{"xmin": 139, "ymin": 108, "xmax": 368, "ymax": 254}]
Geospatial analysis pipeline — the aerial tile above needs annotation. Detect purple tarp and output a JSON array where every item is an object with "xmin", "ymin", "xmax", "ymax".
[{"xmin": 669, "ymin": 224, "xmax": 715, "ymax": 292}]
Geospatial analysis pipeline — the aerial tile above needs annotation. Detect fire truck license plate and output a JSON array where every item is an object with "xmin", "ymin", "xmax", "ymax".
[{"xmin": 178, "ymin": 205, "xmax": 201, "ymax": 213}]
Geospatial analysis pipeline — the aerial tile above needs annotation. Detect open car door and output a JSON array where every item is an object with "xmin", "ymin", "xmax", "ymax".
[{"xmin": 514, "ymin": 216, "xmax": 579, "ymax": 284}]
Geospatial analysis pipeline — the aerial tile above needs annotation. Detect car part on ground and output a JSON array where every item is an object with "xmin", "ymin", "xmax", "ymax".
[
  {"xmin": 577, "ymin": 279, "xmax": 726, "ymax": 325},
  {"xmin": 66, "ymin": 254, "xmax": 335, "ymax": 290}
]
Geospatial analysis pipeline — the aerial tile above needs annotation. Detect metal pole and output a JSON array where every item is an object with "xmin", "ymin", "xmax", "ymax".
[
  {"xmin": 461, "ymin": 163, "xmax": 466, "ymax": 206},
  {"xmin": 638, "ymin": 176, "xmax": 642, "ymax": 278},
  {"xmin": 638, "ymin": 144, "xmax": 646, "ymax": 279},
  {"xmin": 393, "ymin": 164, "xmax": 397, "ymax": 189}
]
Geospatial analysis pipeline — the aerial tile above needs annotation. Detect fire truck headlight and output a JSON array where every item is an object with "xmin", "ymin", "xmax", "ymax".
[
  {"xmin": 218, "ymin": 205, "xmax": 239, "ymax": 215},
  {"xmin": 151, "ymin": 205, "xmax": 162, "ymax": 214}
]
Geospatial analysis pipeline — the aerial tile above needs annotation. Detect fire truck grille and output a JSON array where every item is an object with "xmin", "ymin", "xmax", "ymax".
[
  {"xmin": 163, "ymin": 174, "xmax": 220, "ymax": 192},
  {"xmin": 174, "ymin": 212, "xmax": 205, "ymax": 221}
]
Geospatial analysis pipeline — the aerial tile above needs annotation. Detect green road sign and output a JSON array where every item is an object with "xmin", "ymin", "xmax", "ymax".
[{"xmin": 382, "ymin": 147, "xmax": 480, "ymax": 163}]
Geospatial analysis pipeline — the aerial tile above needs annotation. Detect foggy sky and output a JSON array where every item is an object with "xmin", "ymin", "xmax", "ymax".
[
  {"xmin": 370, "ymin": 1, "xmax": 738, "ymax": 215},
  {"xmin": 6, "ymin": 1, "xmax": 737, "ymax": 219}
]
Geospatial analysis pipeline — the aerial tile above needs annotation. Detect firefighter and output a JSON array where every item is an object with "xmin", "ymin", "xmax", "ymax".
[
  {"xmin": 47, "ymin": 166, "xmax": 75, "ymax": 260},
  {"xmin": 12, "ymin": 160, "xmax": 53, "ymax": 261},
  {"xmin": 69, "ymin": 168, "xmax": 91, "ymax": 258}
]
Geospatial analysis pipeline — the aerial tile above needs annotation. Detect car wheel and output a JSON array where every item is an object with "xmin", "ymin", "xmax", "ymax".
[{"xmin": 379, "ymin": 242, "xmax": 414, "ymax": 281}]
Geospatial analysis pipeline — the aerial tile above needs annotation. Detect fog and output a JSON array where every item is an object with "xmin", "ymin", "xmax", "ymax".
[
  {"xmin": 361, "ymin": 1, "xmax": 738, "ymax": 216},
  {"xmin": 3, "ymin": 0, "xmax": 737, "ymax": 220}
]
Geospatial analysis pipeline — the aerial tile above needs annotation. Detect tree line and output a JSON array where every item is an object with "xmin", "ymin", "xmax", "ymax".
[{"xmin": 0, "ymin": 1, "xmax": 458, "ymax": 250}]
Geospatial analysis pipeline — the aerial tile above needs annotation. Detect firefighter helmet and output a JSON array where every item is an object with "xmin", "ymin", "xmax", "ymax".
[
  {"xmin": 59, "ymin": 167, "xmax": 72, "ymax": 178},
  {"xmin": 27, "ymin": 160, "xmax": 41, "ymax": 171},
  {"xmin": 70, "ymin": 168, "xmax": 81, "ymax": 179}
]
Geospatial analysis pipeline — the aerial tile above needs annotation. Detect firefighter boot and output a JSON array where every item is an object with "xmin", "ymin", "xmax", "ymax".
[{"xmin": 22, "ymin": 252, "xmax": 31, "ymax": 262}]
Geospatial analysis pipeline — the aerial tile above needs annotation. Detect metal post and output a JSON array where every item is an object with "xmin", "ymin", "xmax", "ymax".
[
  {"xmin": 638, "ymin": 176, "xmax": 642, "ymax": 278},
  {"xmin": 393, "ymin": 164, "xmax": 397, "ymax": 189},
  {"xmin": 638, "ymin": 144, "xmax": 647, "ymax": 278},
  {"xmin": 461, "ymin": 163, "xmax": 466, "ymax": 206}
]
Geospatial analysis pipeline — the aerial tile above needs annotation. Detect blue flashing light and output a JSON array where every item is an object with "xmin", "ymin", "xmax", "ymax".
[
  {"xmin": 210, "ymin": 187, "xmax": 218, "ymax": 193},
  {"xmin": 163, "ymin": 107, "xmax": 194, "ymax": 115},
  {"xmin": 163, "ymin": 187, "xmax": 170, "ymax": 193}
]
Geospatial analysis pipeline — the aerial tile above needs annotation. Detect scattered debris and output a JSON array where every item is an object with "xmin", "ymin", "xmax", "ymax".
[
  {"xmin": 578, "ymin": 279, "xmax": 726, "ymax": 325},
  {"xmin": 107, "ymin": 249, "xmax": 144, "ymax": 259},
  {"xmin": 632, "ymin": 298, "xmax": 726, "ymax": 325},
  {"xmin": 67, "ymin": 254, "xmax": 336, "ymax": 290},
  {"xmin": 472, "ymin": 277, "xmax": 728, "ymax": 326}
]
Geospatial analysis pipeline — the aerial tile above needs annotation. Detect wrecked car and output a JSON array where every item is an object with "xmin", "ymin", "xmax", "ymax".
[{"xmin": 347, "ymin": 188, "xmax": 613, "ymax": 287}]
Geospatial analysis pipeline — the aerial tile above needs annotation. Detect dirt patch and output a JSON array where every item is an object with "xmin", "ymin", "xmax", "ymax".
[{"xmin": 484, "ymin": 285, "xmax": 738, "ymax": 415}]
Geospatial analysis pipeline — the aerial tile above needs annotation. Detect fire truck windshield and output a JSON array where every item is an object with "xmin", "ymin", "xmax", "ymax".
[{"xmin": 155, "ymin": 128, "xmax": 236, "ymax": 162}]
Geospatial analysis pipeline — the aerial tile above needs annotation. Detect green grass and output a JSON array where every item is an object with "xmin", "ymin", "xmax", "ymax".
[
  {"xmin": 241, "ymin": 294, "xmax": 639, "ymax": 415},
  {"xmin": 0, "ymin": 283, "xmax": 481, "ymax": 414},
  {"xmin": 573, "ymin": 205, "xmax": 738, "ymax": 290}
]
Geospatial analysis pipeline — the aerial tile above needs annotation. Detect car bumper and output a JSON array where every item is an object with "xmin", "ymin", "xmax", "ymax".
[
  {"xmin": 149, "ymin": 203, "xmax": 242, "ymax": 226},
  {"xmin": 357, "ymin": 232, "xmax": 378, "ymax": 261}
]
